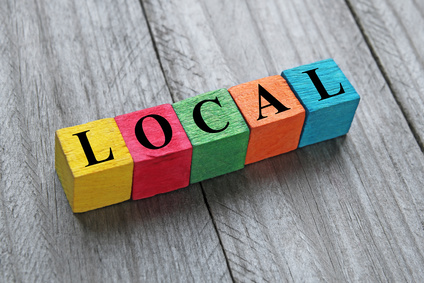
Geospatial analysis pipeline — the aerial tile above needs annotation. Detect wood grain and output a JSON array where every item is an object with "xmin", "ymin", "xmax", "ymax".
[
  {"xmin": 0, "ymin": 0, "xmax": 231, "ymax": 281},
  {"xmin": 347, "ymin": 0, "xmax": 424, "ymax": 150},
  {"xmin": 143, "ymin": 0, "xmax": 424, "ymax": 281},
  {"xmin": 1, "ymin": 0, "xmax": 424, "ymax": 281}
]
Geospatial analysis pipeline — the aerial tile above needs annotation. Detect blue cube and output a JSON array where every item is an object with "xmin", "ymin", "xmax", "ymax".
[{"xmin": 282, "ymin": 59, "xmax": 360, "ymax": 147}]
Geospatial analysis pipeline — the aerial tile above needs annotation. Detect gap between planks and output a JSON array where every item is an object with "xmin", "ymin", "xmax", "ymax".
[
  {"xmin": 138, "ymin": 0, "xmax": 237, "ymax": 281},
  {"xmin": 344, "ymin": 0, "xmax": 424, "ymax": 153},
  {"xmin": 134, "ymin": 0, "xmax": 413, "ymax": 281}
]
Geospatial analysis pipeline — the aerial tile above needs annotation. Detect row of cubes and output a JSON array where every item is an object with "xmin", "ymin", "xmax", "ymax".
[{"xmin": 55, "ymin": 59, "xmax": 360, "ymax": 213}]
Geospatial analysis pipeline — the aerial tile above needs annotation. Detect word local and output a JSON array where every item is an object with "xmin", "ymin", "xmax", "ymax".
[{"xmin": 55, "ymin": 59, "xmax": 360, "ymax": 213}]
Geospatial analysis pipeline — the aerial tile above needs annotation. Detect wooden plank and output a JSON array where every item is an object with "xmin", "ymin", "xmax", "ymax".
[
  {"xmin": 143, "ymin": 0, "xmax": 424, "ymax": 281},
  {"xmin": 347, "ymin": 0, "xmax": 424, "ymax": 150},
  {"xmin": 0, "ymin": 0, "xmax": 231, "ymax": 281}
]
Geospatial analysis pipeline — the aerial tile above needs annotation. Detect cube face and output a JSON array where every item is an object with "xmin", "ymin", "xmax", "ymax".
[
  {"xmin": 55, "ymin": 135, "xmax": 75, "ymax": 207},
  {"xmin": 228, "ymin": 75, "xmax": 305, "ymax": 164},
  {"xmin": 282, "ymin": 59, "xmax": 360, "ymax": 147},
  {"xmin": 172, "ymin": 89, "xmax": 250, "ymax": 183},
  {"xmin": 55, "ymin": 118, "xmax": 133, "ymax": 213},
  {"xmin": 114, "ymin": 104, "xmax": 192, "ymax": 200}
]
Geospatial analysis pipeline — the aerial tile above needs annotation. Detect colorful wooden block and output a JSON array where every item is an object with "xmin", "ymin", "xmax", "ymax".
[
  {"xmin": 228, "ymin": 75, "xmax": 305, "ymax": 164},
  {"xmin": 55, "ymin": 60, "xmax": 361, "ymax": 213},
  {"xmin": 281, "ymin": 59, "xmax": 360, "ymax": 147},
  {"xmin": 115, "ymin": 104, "xmax": 192, "ymax": 200},
  {"xmin": 172, "ymin": 89, "xmax": 250, "ymax": 183},
  {"xmin": 55, "ymin": 118, "xmax": 133, "ymax": 213}
]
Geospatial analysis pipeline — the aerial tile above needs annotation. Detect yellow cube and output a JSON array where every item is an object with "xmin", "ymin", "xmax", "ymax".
[{"xmin": 55, "ymin": 118, "xmax": 133, "ymax": 213}]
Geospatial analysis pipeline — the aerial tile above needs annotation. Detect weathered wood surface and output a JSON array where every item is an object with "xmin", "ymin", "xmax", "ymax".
[
  {"xmin": 347, "ymin": 0, "xmax": 424, "ymax": 149},
  {"xmin": 0, "ymin": 0, "xmax": 423, "ymax": 282},
  {"xmin": 0, "ymin": 0, "xmax": 230, "ymax": 282},
  {"xmin": 143, "ymin": 0, "xmax": 424, "ymax": 282}
]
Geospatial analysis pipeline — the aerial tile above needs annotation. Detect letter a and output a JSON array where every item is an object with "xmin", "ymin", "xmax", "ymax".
[{"xmin": 257, "ymin": 84, "xmax": 290, "ymax": 121}]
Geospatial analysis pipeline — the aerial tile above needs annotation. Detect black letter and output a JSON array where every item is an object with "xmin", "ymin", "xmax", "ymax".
[
  {"xmin": 193, "ymin": 97, "xmax": 229, "ymax": 133},
  {"xmin": 135, "ymin": 114, "xmax": 173, "ymax": 149},
  {"xmin": 302, "ymin": 68, "xmax": 345, "ymax": 101},
  {"xmin": 73, "ymin": 130, "xmax": 114, "ymax": 167},
  {"xmin": 257, "ymin": 84, "xmax": 290, "ymax": 121}
]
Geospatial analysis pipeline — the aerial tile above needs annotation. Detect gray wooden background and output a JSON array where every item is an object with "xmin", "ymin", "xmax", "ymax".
[{"xmin": 1, "ymin": 0, "xmax": 423, "ymax": 282}]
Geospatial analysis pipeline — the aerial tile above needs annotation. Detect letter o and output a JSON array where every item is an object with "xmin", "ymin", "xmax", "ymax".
[{"xmin": 135, "ymin": 114, "xmax": 173, "ymax": 149}]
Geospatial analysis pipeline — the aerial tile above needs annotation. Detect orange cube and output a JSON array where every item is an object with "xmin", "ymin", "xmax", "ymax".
[{"xmin": 228, "ymin": 75, "xmax": 305, "ymax": 164}]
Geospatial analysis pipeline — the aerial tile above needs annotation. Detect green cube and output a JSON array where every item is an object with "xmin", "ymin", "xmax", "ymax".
[{"xmin": 173, "ymin": 89, "xmax": 249, "ymax": 183}]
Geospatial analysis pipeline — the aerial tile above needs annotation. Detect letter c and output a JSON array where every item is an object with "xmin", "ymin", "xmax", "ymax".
[{"xmin": 193, "ymin": 97, "xmax": 229, "ymax": 133}]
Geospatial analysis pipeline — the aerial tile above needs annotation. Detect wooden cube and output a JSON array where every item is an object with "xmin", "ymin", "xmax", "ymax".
[
  {"xmin": 115, "ymin": 104, "xmax": 192, "ymax": 200},
  {"xmin": 55, "ymin": 118, "xmax": 134, "ymax": 213},
  {"xmin": 228, "ymin": 75, "xmax": 305, "ymax": 164},
  {"xmin": 282, "ymin": 59, "xmax": 360, "ymax": 147},
  {"xmin": 172, "ymin": 89, "xmax": 249, "ymax": 183}
]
